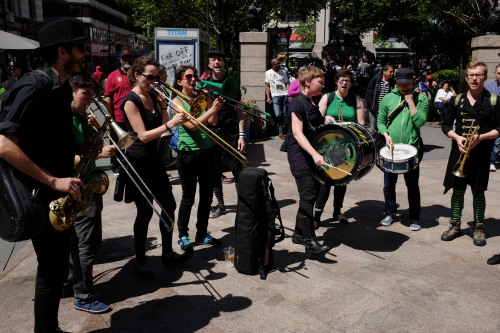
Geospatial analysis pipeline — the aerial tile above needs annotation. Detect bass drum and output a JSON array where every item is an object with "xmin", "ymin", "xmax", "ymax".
[{"xmin": 308, "ymin": 123, "xmax": 377, "ymax": 186}]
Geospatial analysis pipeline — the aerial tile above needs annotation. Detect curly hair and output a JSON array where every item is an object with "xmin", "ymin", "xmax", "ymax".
[
  {"xmin": 173, "ymin": 65, "xmax": 197, "ymax": 91},
  {"xmin": 128, "ymin": 55, "xmax": 160, "ymax": 87},
  {"xmin": 69, "ymin": 73, "xmax": 97, "ymax": 92}
]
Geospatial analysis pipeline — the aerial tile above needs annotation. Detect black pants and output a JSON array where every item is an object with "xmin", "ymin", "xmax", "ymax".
[
  {"xmin": 32, "ymin": 218, "xmax": 71, "ymax": 333},
  {"xmin": 176, "ymin": 148, "xmax": 215, "ymax": 239},
  {"xmin": 294, "ymin": 174, "xmax": 321, "ymax": 232},
  {"xmin": 127, "ymin": 158, "xmax": 176, "ymax": 262},
  {"xmin": 315, "ymin": 184, "xmax": 347, "ymax": 214},
  {"xmin": 67, "ymin": 196, "xmax": 103, "ymax": 303},
  {"xmin": 212, "ymin": 133, "xmax": 243, "ymax": 200}
]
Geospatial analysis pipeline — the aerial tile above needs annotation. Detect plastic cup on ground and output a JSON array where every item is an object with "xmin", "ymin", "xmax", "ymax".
[{"xmin": 223, "ymin": 246, "xmax": 235, "ymax": 268}]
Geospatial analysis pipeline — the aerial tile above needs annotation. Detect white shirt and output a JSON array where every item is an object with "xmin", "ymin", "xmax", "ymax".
[
  {"xmin": 265, "ymin": 68, "xmax": 289, "ymax": 97},
  {"xmin": 434, "ymin": 89, "xmax": 453, "ymax": 103}
]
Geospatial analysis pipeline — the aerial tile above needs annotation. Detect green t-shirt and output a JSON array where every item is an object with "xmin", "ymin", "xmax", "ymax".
[
  {"xmin": 72, "ymin": 111, "xmax": 97, "ymax": 172},
  {"xmin": 177, "ymin": 99, "xmax": 212, "ymax": 151},
  {"xmin": 326, "ymin": 92, "xmax": 357, "ymax": 122}
]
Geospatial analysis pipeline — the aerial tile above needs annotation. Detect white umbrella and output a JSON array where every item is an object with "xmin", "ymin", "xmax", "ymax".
[{"xmin": 0, "ymin": 30, "xmax": 39, "ymax": 49}]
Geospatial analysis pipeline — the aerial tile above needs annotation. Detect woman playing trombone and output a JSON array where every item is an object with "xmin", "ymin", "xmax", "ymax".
[
  {"xmin": 171, "ymin": 66, "xmax": 224, "ymax": 253},
  {"xmin": 121, "ymin": 55, "xmax": 189, "ymax": 279}
]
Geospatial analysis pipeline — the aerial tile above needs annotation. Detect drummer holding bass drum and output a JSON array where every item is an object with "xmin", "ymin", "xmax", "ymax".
[
  {"xmin": 313, "ymin": 69, "xmax": 366, "ymax": 228},
  {"xmin": 286, "ymin": 66, "xmax": 331, "ymax": 258},
  {"xmin": 377, "ymin": 68, "xmax": 429, "ymax": 231}
]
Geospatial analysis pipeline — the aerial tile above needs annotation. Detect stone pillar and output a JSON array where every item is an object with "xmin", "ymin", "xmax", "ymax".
[
  {"xmin": 312, "ymin": 5, "xmax": 330, "ymax": 59},
  {"xmin": 471, "ymin": 35, "xmax": 500, "ymax": 82},
  {"xmin": 240, "ymin": 32, "xmax": 269, "ymax": 136}
]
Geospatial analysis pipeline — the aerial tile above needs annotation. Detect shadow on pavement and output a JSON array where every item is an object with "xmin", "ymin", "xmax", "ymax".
[{"xmin": 89, "ymin": 294, "xmax": 252, "ymax": 333}]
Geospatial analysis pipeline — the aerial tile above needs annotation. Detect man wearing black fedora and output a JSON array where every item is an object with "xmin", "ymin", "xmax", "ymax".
[{"xmin": 0, "ymin": 17, "xmax": 88, "ymax": 333}]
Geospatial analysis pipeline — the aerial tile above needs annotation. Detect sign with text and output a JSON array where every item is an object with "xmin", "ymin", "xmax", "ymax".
[{"xmin": 157, "ymin": 42, "xmax": 196, "ymax": 85}]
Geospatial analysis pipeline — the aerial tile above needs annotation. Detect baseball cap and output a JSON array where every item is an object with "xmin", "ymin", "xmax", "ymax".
[
  {"xmin": 394, "ymin": 68, "xmax": 414, "ymax": 84},
  {"xmin": 95, "ymin": 65, "xmax": 101, "ymax": 70},
  {"xmin": 207, "ymin": 49, "xmax": 225, "ymax": 58},
  {"xmin": 121, "ymin": 50, "xmax": 133, "ymax": 59},
  {"xmin": 38, "ymin": 17, "xmax": 86, "ymax": 48}
]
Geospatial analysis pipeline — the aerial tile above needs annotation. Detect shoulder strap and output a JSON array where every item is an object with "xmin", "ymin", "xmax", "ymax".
[
  {"xmin": 266, "ymin": 178, "xmax": 285, "ymax": 244},
  {"xmin": 454, "ymin": 93, "xmax": 462, "ymax": 106},
  {"xmin": 491, "ymin": 93, "xmax": 497, "ymax": 107},
  {"xmin": 327, "ymin": 92, "xmax": 335, "ymax": 107}
]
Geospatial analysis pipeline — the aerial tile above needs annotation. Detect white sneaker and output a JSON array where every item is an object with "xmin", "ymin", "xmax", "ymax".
[
  {"xmin": 380, "ymin": 215, "xmax": 395, "ymax": 226},
  {"xmin": 409, "ymin": 220, "xmax": 421, "ymax": 231},
  {"xmin": 490, "ymin": 164, "xmax": 496, "ymax": 172}
]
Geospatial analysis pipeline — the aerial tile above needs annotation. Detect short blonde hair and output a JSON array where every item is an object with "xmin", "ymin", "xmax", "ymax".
[
  {"xmin": 299, "ymin": 66, "xmax": 325, "ymax": 90},
  {"xmin": 465, "ymin": 61, "xmax": 488, "ymax": 76}
]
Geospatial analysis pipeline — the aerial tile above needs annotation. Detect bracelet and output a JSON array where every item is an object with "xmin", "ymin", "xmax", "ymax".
[
  {"xmin": 161, "ymin": 107, "xmax": 168, "ymax": 110},
  {"xmin": 165, "ymin": 124, "xmax": 171, "ymax": 133}
]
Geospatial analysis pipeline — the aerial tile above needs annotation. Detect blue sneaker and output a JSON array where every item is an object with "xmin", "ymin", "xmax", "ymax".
[
  {"xmin": 74, "ymin": 300, "xmax": 110, "ymax": 314},
  {"xmin": 195, "ymin": 233, "xmax": 222, "ymax": 247},
  {"xmin": 178, "ymin": 236, "xmax": 194, "ymax": 253}
]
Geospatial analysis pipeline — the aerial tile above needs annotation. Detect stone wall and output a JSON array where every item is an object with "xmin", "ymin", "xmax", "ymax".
[{"xmin": 471, "ymin": 35, "xmax": 500, "ymax": 82}]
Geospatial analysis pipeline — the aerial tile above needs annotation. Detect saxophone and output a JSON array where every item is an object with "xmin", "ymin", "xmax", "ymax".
[{"xmin": 48, "ymin": 116, "xmax": 112, "ymax": 231}]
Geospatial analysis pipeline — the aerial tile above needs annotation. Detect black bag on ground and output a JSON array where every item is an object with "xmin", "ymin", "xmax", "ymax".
[{"xmin": 235, "ymin": 167, "xmax": 285, "ymax": 279}]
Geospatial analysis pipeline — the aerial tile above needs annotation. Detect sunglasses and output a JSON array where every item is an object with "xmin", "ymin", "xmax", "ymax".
[
  {"xmin": 182, "ymin": 74, "xmax": 199, "ymax": 80},
  {"xmin": 141, "ymin": 73, "xmax": 161, "ymax": 81}
]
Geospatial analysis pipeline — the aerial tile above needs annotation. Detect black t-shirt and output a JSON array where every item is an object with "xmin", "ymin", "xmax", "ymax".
[
  {"xmin": 286, "ymin": 93, "xmax": 324, "ymax": 177},
  {"xmin": 121, "ymin": 91, "xmax": 162, "ymax": 161},
  {"xmin": 0, "ymin": 67, "xmax": 76, "ymax": 202},
  {"xmin": 205, "ymin": 74, "xmax": 241, "ymax": 138}
]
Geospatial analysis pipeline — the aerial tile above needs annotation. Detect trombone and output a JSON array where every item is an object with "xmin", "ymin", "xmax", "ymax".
[
  {"xmin": 194, "ymin": 77, "xmax": 275, "ymax": 124},
  {"xmin": 87, "ymin": 96, "xmax": 176, "ymax": 232},
  {"xmin": 150, "ymin": 83, "xmax": 249, "ymax": 167}
]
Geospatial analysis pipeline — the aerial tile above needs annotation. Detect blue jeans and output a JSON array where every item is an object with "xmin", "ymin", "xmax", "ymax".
[
  {"xmin": 272, "ymin": 95, "xmax": 288, "ymax": 134},
  {"xmin": 383, "ymin": 166, "xmax": 421, "ymax": 220},
  {"xmin": 491, "ymin": 137, "xmax": 500, "ymax": 164}
]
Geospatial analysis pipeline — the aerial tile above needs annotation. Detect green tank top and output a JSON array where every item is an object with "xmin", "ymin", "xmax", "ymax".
[
  {"xmin": 177, "ymin": 98, "xmax": 212, "ymax": 151},
  {"xmin": 326, "ymin": 92, "xmax": 357, "ymax": 122}
]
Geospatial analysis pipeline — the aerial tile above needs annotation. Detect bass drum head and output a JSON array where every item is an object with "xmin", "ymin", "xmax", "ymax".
[{"xmin": 309, "ymin": 124, "xmax": 360, "ymax": 186}]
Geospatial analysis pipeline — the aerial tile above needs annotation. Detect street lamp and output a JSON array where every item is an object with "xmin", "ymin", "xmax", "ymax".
[{"xmin": 284, "ymin": 25, "xmax": 292, "ymax": 69}]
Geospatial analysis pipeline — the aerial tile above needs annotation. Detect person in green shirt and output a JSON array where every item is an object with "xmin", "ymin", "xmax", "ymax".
[
  {"xmin": 377, "ymin": 68, "xmax": 428, "ymax": 231},
  {"xmin": 314, "ymin": 69, "xmax": 365, "ymax": 227},
  {"xmin": 67, "ymin": 74, "xmax": 116, "ymax": 314}
]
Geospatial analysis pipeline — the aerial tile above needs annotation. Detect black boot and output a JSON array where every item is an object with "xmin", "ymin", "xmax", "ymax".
[
  {"xmin": 313, "ymin": 210, "xmax": 322, "ymax": 230},
  {"xmin": 441, "ymin": 220, "xmax": 461, "ymax": 241},
  {"xmin": 292, "ymin": 215, "xmax": 305, "ymax": 245},
  {"xmin": 300, "ymin": 217, "xmax": 330, "ymax": 258}
]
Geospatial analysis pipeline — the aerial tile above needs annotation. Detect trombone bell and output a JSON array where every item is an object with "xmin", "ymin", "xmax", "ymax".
[{"xmin": 111, "ymin": 121, "xmax": 137, "ymax": 150}]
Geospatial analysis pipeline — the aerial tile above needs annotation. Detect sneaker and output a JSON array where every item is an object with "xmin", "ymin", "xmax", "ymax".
[
  {"xmin": 133, "ymin": 261, "xmax": 155, "ymax": 280},
  {"xmin": 490, "ymin": 163, "xmax": 496, "ymax": 172},
  {"xmin": 409, "ymin": 220, "xmax": 421, "ymax": 231},
  {"xmin": 210, "ymin": 205, "xmax": 227, "ymax": 218},
  {"xmin": 195, "ymin": 233, "xmax": 222, "ymax": 247},
  {"xmin": 278, "ymin": 133, "xmax": 286, "ymax": 140},
  {"xmin": 74, "ymin": 300, "xmax": 111, "ymax": 314},
  {"xmin": 221, "ymin": 175, "xmax": 234, "ymax": 184},
  {"xmin": 178, "ymin": 236, "xmax": 194, "ymax": 253},
  {"xmin": 380, "ymin": 215, "xmax": 395, "ymax": 226}
]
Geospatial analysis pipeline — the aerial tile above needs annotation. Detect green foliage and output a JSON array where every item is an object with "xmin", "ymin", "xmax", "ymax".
[
  {"xmin": 294, "ymin": 18, "xmax": 317, "ymax": 48},
  {"xmin": 116, "ymin": 0, "xmax": 330, "ymax": 63},
  {"xmin": 433, "ymin": 68, "xmax": 460, "ymax": 83}
]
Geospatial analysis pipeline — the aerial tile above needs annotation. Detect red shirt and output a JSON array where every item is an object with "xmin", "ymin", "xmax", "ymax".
[
  {"xmin": 104, "ymin": 68, "xmax": 130, "ymax": 123},
  {"xmin": 92, "ymin": 70, "xmax": 105, "ymax": 82}
]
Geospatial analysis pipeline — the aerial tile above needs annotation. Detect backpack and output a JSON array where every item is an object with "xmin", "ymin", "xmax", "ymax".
[
  {"xmin": 454, "ymin": 92, "xmax": 497, "ymax": 107},
  {"xmin": 235, "ymin": 167, "xmax": 285, "ymax": 279},
  {"xmin": 0, "ymin": 70, "xmax": 53, "ymax": 121}
]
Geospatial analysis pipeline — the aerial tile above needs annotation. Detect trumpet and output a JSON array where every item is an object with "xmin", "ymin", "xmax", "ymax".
[
  {"xmin": 150, "ymin": 83, "xmax": 249, "ymax": 167},
  {"xmin": 87, "ymin": 96, "xmax": 176, "ymax": 232},
  {"xmin": 452, "ymin": 120, "xmax": 479, "ymax": 178},
  {"xmin": 195, "ymin": 77, "xmax": 275, "ymax": 124}
]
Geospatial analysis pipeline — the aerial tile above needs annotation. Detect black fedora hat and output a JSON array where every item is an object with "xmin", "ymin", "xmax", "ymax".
[{"xmin": 38, "ymin": 17, "xmax": 86, "ymax": 48}]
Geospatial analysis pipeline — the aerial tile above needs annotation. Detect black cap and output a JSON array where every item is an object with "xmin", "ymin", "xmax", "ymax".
[
  {"xmin": 207, "ymin": 49, "xmax": 225, "ymax": 58},
  {"xmin": 394, "ymin": 68, "xmax": 414, "ymax": 84},
  {"xmin": 38, "ymin": 18, "xmax": 85, "ymax": 48},
  {"xmin": 120, "ymin": 49, "xmax": 133, "ymax": 59}
]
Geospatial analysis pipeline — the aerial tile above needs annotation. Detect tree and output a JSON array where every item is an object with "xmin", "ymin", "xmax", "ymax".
[
  {"xmin": 331, "ymin": 0, "xmax": 498, "ymax": 69},
  {"xmin": 116, "ymin": 0, "xmax": 330, "ymax": 65},
  {"xmin": 294, "ymin": 18, "xmax": 317, "ymax": 48}
]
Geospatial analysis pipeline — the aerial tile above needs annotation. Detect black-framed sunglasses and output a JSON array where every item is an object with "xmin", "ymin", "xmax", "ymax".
[{"xmin": 141, "ymin": 73, "xmax": 161, "ymax": 81}]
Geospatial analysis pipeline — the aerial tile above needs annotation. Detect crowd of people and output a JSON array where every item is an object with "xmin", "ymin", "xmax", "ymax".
[{"xmin": 0, "ymin": 17, "xmax": 500, "ymax": 333}]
